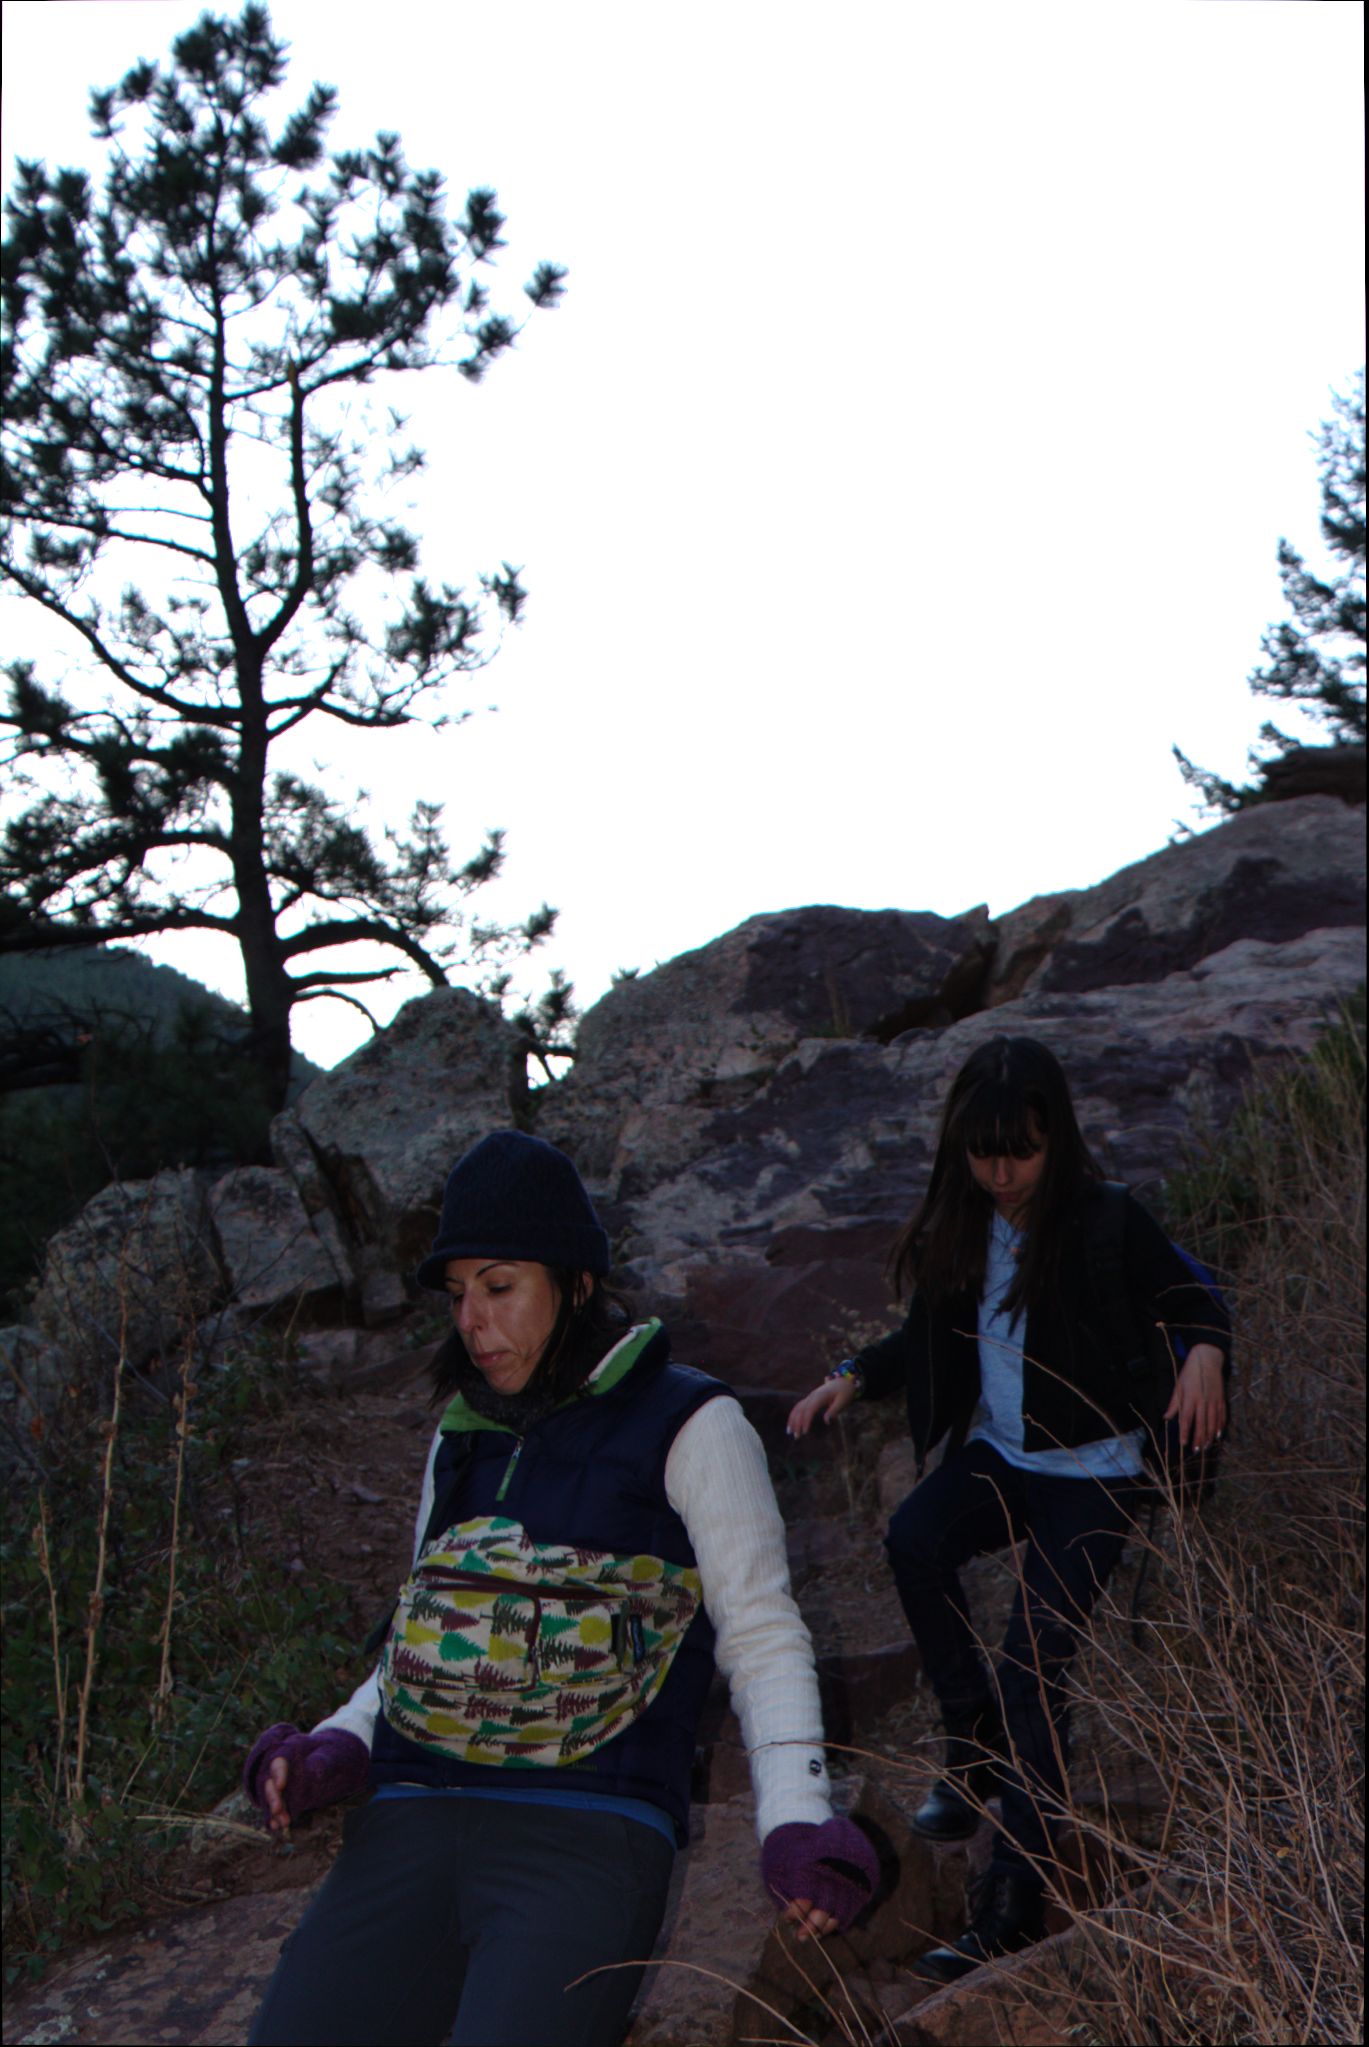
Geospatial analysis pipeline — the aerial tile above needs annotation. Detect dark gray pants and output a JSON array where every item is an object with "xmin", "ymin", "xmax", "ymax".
[
  {"xmin": 885, "ymin": 1439, "xmax": 1143, "ymax": 1878},
  {"xmin": 248, "ymin": 1796, "xmax": 676, "ymax": 2047}
]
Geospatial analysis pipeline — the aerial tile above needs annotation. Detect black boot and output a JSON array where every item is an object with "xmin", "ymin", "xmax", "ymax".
[
  {"xmin": 912, "ymin": 1708, "xmax": 1002, "ymax": 1842},
  {"xmin": 914, "ymin": 1866, "xmax": 1046, "ymax": 1984}
]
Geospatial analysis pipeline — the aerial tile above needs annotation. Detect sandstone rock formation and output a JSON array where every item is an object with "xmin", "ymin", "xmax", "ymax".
[
  {"xmin": 10, "ymin": 797, "xmax": 1363, "ymax": 1415},
  {"xmin": 609, "ymin": 923, "xmax": 1364, "ymax": 1385},
  {"xmin": 988, "ymin": 792, "xmax": 1364, "ymax": 1003},
  {"xmin": 32, "ymin": 1167, "xmax": 220, "ymax": 1371},
  {"xmin": 207, "ymin": 1167, "xmax": 349, "ymax": 1323},
  {"xmin": 270, "ymin": 986, "xmax": 527, "ymax": 1279},
  {"xmin": 537, "ymin": 903, "xmax": 996, "ymax": 1195},
  {"xmin": 522, "ymin": 797, "xmax": 1361, "ymax": 1391}
]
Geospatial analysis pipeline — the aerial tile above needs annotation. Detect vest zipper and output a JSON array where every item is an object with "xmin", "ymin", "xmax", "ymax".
[{"xmin": 495, "ymin": 1437, "xmax": 523, "ymax": 1502}]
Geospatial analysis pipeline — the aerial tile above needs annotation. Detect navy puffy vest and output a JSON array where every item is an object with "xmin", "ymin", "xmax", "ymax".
[{"xmin": 369, "ymin": 1328, "xmax": 727, "ymax": 1842}]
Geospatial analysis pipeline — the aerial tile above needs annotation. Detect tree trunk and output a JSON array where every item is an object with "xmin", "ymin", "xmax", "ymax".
[
  {"xmin": 237, "ymin": 911, "xmax": 296, "ymax": 1115},
  {"xmin": 230, "ymin": 641, "xmax": 295, "ymax": 1115}
]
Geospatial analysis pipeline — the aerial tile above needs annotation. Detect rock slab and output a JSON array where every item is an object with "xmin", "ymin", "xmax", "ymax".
[
  {"xmin": 541, "ymin": 904, "xmax": 995, "ymax": 1199},
  {"xmin": 31, "ymin": 1169, "xmax": 219, "ymax": 1371},
  {"xmin": 991, "ymin": 794, "xmax": 1364, "ymax": 1002},
  {"xmin": 271, "ymin": 987, "xmax": 525, "ymax": 1275},
  {"xmin": 207, "ymin": 1167, "xmax": 348, "ymax": 1324}
]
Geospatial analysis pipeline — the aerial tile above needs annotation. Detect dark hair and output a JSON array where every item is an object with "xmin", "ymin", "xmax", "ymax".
[
  {"xmin": 890, "ymin": 1036, "xmax": 1101, "ymax": 1311},
  {"xmin": 428, "ymin": 1265, "xmax": 630, "ymax": 1411}
]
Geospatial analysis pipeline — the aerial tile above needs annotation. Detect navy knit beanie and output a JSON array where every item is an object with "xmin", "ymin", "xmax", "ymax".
[{"xmin": 415, "ymin": 1131, "xmax": 610, "ymax": 1290}]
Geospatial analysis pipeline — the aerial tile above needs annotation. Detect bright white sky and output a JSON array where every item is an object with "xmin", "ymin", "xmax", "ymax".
[{"xmin": 2, "ymin": 0, "xmax": 1365, "ymax": 1069}]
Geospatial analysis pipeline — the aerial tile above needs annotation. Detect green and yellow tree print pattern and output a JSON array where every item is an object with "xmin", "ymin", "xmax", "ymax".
[{"xmin": 379, "ymin": 1516, "xmax": 702, "ymax": 1765}]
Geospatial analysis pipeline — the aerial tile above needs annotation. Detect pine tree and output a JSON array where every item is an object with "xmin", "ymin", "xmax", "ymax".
[
  {"xmin": 1175, "ymin": 369, "xmax": 1366, "ymax": 814},
  {"xmin": 0, "ymin": 4, "xmax": 567, "ymax": 1109}
]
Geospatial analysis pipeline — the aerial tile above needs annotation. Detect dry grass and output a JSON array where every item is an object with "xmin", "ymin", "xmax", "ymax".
[
  {"xmin": 1006, "ymin": 1015, "xmax": 1367, "ymax": 2047},
  {"xmin": 776, "ymin": 1019, "xmax": 1367, "ymax": 2047}
]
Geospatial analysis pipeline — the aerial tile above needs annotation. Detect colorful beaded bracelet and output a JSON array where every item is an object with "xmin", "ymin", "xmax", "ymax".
[{"xmin": 824, "ymin": 1358, "xmax": 863, "ymax": 1393}]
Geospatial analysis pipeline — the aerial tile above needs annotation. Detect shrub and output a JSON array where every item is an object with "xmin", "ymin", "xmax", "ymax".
[{"xmin": 1, "ymin": 1327, "xmax": 356, "ymax": 1981}]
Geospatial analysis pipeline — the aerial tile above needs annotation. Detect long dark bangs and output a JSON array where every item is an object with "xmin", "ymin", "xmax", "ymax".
[
  {"xmin": 890, "ymin": 1036, "xmax": 1101, "ymax": 1309},
  {"xmin": 954, "ymin": 1080, "xmax": 1049, "ymax": 1164}
]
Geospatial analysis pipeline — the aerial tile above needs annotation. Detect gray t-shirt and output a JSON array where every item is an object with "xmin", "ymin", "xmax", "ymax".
[{"xmin": 968, "ymin": 1210, "xmax": 1145, "ymax": 1480}]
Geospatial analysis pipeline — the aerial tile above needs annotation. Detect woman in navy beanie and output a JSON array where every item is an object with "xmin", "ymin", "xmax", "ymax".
[{"xmin": 245, "ymin": 1130, "xmax": 876, "ymax": 2047}]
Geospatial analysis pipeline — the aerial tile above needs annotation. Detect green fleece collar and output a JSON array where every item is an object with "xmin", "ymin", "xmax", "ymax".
[
  {"xmin": 584, "ymin": 1318, "xmax": 663, "ymax": 1396},
  {"xmin": 438, "ymin": 1319, "xmax": 663, "ymax": 1437}
]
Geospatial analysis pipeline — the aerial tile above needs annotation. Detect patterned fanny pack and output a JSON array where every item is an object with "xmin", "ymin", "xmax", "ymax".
[{"xmin": 378, "ymin": 1514, "xmax": 703, "ymax": 1767}]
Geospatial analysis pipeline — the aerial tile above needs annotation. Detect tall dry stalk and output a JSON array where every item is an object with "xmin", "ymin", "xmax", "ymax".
[
  {"xmin": 152, "ymin": 1327, "xmax": 196, "ymax": 1725},
  {"xmin": 69, "ymin": 1252, "xmax": 132, "ymax": 1817},
  {"xmin": 31, "ymin": 1492, "xmax": 69, "ymax": 1814}
]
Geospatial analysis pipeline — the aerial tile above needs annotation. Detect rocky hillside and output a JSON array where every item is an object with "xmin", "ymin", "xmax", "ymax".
[
  {"xmin": 12, "ymin": 793, "xmax": 1363, "ymax": 1420},
  {"xmin": 2, "ymin": 791, "xmax": 1364, "ymax": 2047}
]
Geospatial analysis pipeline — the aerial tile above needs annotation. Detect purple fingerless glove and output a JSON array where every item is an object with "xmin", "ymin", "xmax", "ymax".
[
  {"xmin": 760, "ymin": 1816, "xmax": 881, "ymax": 1932},
  {"xmin": 242, "ymin": 1722, "xmax": 370, "ymax": 1824}
]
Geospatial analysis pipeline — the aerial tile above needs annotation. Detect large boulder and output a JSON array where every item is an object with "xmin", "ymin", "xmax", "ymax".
[
  {"xmin": 989, "ymin": 795, "xmax": 1364, "ymax": 1004},
  {"xmin": 665, "ymin": 1217, "xmax": 901, "ymax": 1391},
  {"xmin": 272, "ymin": 987, "xmax": 525, "ymax": 1277},
  {"xmin": 540, "ymin": 905, "xmax": 995, "ymax": 1199},
  {"xmin": 623, "ymin": 924, "xmax": 1365, "ymax": 1384},
  {"xmin": 207, "ymin": 1166, "xmax": 350, "ymax": 1325},
  {"xmin": 31, "ymin": 1168, "xmax": 220, "ymax": 1371}
]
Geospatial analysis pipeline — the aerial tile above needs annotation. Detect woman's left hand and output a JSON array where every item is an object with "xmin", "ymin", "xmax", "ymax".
[
  {"xmin": 760, "ymin": 1817, "xmax": 880, "ymax": 1942},
  {"xmin": 1164, "ymin": 1342, "xmax": 1227, "ymax": 1451},
  {"xmin": 780, "ymin": 1898, "xmax": 841, "ymax": 1943}
]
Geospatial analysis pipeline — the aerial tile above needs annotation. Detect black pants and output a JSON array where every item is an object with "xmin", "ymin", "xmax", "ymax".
[
  {"xmin": 885, "ymin": 1439, "xmax": 1142, "ymax": 1880},
  {"xmin": 248, "ymin": 1796, "xmax": 676, "ymax": 2047}
]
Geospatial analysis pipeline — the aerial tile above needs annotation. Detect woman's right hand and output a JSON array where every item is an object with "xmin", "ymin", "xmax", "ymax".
[
  {"xmin": 262, "ymin": 1754, "xmax": 293, "ymax": 1836},
  {"xmin": 243, "ymin": 1722, "xmax": 370, "ymax": 1832},
  {"xmin": 786, "ymin": 1376, "xmax": 859, "ymax": 1438}
]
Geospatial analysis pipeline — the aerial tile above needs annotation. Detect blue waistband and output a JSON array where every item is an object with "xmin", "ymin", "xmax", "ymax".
[{"xmin": 370, "ymin": 1781, "xmax": 677, "ymax": 1848}]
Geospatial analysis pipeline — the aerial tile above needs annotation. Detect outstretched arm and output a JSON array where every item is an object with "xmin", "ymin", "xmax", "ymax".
[
  {"xmin": 786, "ymin": 1374, "xmax": 859, "ymax": 1438},
  {"xmin": 665, "ymin": 1399, "xmax": 830, "ymax": 1832},
  {"xmin": 788, "ymin": 1293, "xmax": 930, "ymax": 1438},
  {"xmin": 667, "ymin": 1397, "xmax": 878, "ymax": 1939}
]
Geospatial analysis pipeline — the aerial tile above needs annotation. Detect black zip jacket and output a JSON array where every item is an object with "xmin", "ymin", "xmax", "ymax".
[{"xmin": 855, "ymin": 1182, "xmax": 1231, "ymax": 1465}]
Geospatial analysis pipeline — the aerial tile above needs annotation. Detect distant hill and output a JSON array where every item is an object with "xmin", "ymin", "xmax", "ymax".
[
  {"xmin": 0, "ymin": 944, "xmax": 244, "ymax": 1032},
  {"xmin": 0, "ymin": 946, "xmax": 321, "ymax": 1094}
]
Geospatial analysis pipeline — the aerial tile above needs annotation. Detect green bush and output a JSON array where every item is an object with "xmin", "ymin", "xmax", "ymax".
[
  {"xmin": 1161, "ymin": 986, "xmax": 1366, "ymax": 1267},
  {"xmin": 1, "ymin": 1340, "xmax": 356, "ymax": 1981}
]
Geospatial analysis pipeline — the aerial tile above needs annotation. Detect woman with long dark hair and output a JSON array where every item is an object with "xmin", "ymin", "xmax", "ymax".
[{"xmin": 788, "ymin": 1036, "xmax": 1229, "ymax": 1981}]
